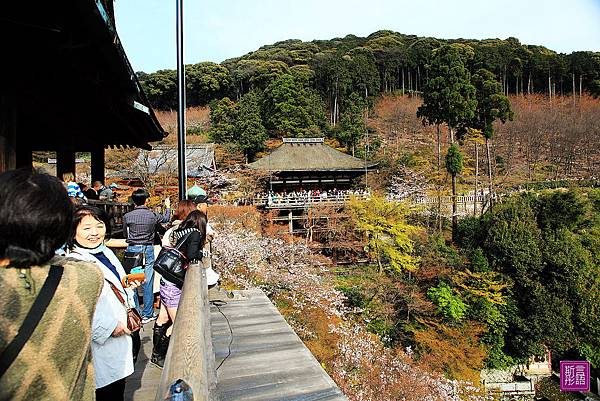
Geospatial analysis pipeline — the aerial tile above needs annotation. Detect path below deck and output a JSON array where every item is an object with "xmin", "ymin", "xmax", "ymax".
[{"xmin": 125, "ymin": 289, "xmax": 348, "ymax": 401}]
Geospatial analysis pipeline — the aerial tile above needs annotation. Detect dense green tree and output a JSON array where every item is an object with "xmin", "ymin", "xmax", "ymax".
[
  {"xmin": 209, "ymin": 97, "xmax": 237, "ymax": 143},
  {"xmin": 346, "ymin": 47, "xmax": 381, "ymax": 98},
  {"xmin": 470, "ymin": 68, "xmax": 513, "ymax": 205},
  {"xmin": 139, "ymin": 32, "xmax": 600, "ymax": 112},
  {"xmin": 459, "ymin": 191, "xmax": 600, "ymax": 366},
  {"xmin": 233, "ymin": 91, "xmax": 267, "ymax": 162},
  {"xmin": 446, "ymin": 144, "xmax": 464, "ymax": 239},
  {"xmin": 536, "ymin": 190, "xmax": 590, "ymax": 233},
  {"xmin": 262, "ymin": 74, "xmax": 326, "ymax": 137},
  {"xmin": 313, "ymin": 51, "xmax": 352, "ymax": 126},
  {"xmin": 417, "ymin": 44, "xmax": 476, "ymax": 239},
  {"xmin": 140, "ymin": 69, "xmax": 177, "ymax": 110},
  {"xmin": 337, "ymin": 92, "xmax": 366, "ymax": 155},
  {"xmin": 186, "ymin": 62, "xmax": 233, "ymax": 106},
  {"xmin": 427, "ymin": 282, "xmax": 467, "ymax": 322}
]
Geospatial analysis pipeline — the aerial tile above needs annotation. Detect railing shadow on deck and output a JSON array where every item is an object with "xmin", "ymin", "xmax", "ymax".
[{"xmin": 154, "ymin": 245, "xmax": 217, "ymax": 401}]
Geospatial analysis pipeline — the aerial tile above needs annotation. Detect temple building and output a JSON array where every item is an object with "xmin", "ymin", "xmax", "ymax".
[
  {"xmin": 0, "ymin": 1, "xmax": 165, "ymax": 181},
  {"xmin": 247, "ymin": 138, "xmax": 377, "ymax": 191}
]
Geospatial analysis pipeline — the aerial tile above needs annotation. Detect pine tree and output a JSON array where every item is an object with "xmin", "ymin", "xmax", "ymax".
[{"xmin": 417, "ymin": 44, "xmax": 477, "ymax": 238}]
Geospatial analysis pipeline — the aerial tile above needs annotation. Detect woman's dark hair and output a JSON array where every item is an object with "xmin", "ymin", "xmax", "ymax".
[
  {"xmin": 173, "ymin": 199, "xmax": 196, "ymax": 221},
  {"xmin": 67, "ymin": 205, "xmax": 112, "ymax": 249},
  {"xmin": 0, "ymin": 169, "xmax": 72, "ymax": 267},
  {"xmin": 131, "ymin": 189, "xmax": 149, "ymax": 206},
  {"xmin": 176, "ymin": 210, "xmax": 207, "ymax": 243}
]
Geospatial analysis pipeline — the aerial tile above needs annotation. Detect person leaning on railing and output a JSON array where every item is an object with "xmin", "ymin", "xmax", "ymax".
[
  {"xmin": 0, "ymin": 169, "xmax": 104, "ymax": 401},
  {"xmin": 150, "ymin": 210, "xmax": 208, "ymax": 368},
  {"xmin": 151, "ymin": 199, "xmax": 196, "ymax": 368}
]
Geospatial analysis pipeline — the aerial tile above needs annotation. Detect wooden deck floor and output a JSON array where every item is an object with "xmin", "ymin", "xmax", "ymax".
[{"xmin": 125, "ymin": 289, "xmax": 347, "ymax": 401}]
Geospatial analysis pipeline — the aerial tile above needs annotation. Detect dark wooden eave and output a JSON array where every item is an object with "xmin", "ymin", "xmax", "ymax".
[{"xmin": 0, "ymin": 0, "xmax": 166, "ymax": 150}]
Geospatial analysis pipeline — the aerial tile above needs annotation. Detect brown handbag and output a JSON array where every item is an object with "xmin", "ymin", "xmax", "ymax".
[{"xmin": 106, "ymin": 280, "xmax": 142, "ymax": 332}]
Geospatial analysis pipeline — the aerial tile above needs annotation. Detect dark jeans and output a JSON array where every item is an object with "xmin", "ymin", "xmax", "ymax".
[
  {"xmin": 96, "ymin": 378, "xmax": 125, "ymax": 401},
  {"xmin": 126, "ymin": 244, "xmax": 155, "ymax": 318}
]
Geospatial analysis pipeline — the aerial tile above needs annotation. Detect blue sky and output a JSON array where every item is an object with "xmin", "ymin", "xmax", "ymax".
[{"xmin": 115, "ymin": 0, "xmax": 600, "ymax": 73}]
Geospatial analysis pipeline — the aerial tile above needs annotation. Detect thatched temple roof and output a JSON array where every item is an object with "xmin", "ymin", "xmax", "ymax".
[{"xmin": 247, "ymin": 138, "xmax": 377, "ymax": 172}]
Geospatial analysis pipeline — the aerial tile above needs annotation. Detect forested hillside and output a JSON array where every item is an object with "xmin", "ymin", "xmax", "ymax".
[
  {"xmin": 137, "ymin": 30, "xmax": 600, "ymax": 175},
  {"xmin": 140, "ymin": 30, "xmax": 600, "ymax": 112}
]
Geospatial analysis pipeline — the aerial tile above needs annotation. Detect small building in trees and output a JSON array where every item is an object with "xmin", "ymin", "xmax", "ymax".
[
  {"xmin": 247, "ymin": 138, "xmax": 377, "ymax": 191},
  {"xmin": 111, "ymin": 144, "xmax": 216, "ymax": 185},
  {"xmin": 138, "ymin": 144, "xmax": 216, "ymax": 178},
  {"xmin": 0, "ymin": 1, "xmax": 165, "ymax": 180}
]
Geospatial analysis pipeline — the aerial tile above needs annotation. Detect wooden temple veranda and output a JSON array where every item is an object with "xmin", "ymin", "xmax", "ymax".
[
  {"xmin": 247, "ymin": 138, "xmax": 376, "ymax": 234},
  {"xmin": 0, "ymin": 1, "xmax": 165, "ymax": 178}
]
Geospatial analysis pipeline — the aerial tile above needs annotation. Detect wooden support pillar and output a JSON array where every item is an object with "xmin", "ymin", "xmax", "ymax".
[
  {"xmin": 15, "ymin": 140, "xmax": 32, "ymax": 170},
  {"xmin": 56, "ymin": 146, "xmax": 76, "ymax": 179},
  {"xmin": 288, "ymin": 210, "xmax": 293, "ymax": 234},
  {"xmin": 91, "ymin": 146, "xmax": 105, "ymax": 184},
  {"xmin": 0, "ymin": 94, "xmax": 17, "ymax": 173}
]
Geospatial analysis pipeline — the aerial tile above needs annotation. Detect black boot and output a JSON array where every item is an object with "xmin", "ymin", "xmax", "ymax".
[
  {"xmin": 150, "ymin": 333, "xmax": 170, "ymax": 368},
  {"xmin": 152, "ymin": 322, "xmax": 166, "ymax": 348},
  {"xmin": 151, "ymin": 322, "xmax": 171, "ymax": 367}
]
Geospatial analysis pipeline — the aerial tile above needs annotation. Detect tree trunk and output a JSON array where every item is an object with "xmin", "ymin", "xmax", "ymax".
[
  {"xmin": 402, "ymin": 67, "xmax": 405, "ymax": 95},
  {"xmin": 436, "ymin": 124, "xmax": 441, "ymax": 173},
  {"xmin": 579, "ymin": 74, "xmax": 583, "ymax": 99},
  {"xmin": 486, "ymin": 137, "xmax": 494, "ymax": 210},
  {"xmin": 451, "ymin": 173, "xmax": 457, "ymax": 242},
  {"xmin": 437, "ymin": 124, "xmax": 442, "ymax": 232},
  {"xmin": 521, "ymin": 73, "xmax": 524, "ymax": 96},
  {"xmin": 573, "ymin": 72, "xmax": 576, "ymax": 105},
  {"xmin": 333, "ymin": 77, "xmax": 339, "ymax": 126},
  {"xmin": 474, "ymin": 142, "xmax": 479, "ymax": 216}
]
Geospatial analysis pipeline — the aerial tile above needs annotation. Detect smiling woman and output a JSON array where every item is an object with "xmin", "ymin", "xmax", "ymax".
[
  {"xmin": 76, "ymin": 215, "xmax": 108, "ymax": 248},
  {"xmin": 67, "ymin": 206, "xmax": 141, "ymax": 401}
]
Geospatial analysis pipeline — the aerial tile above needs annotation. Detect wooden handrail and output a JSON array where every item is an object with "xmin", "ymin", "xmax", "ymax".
[{"xmin": 155, "ymin": 245, "xmax": 216, "ymax": 401}]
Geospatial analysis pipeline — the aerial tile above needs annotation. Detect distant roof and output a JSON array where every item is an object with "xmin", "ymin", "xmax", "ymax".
[
  {"xmin": 247, "ymin": 138, "xmax": 377, "ymax": 172},
  {"xmin": 110, "ymin": 144, "xmax": 216, "ymax": 178},
  {"xmin": 146, "ymin": 144, "xmax": 216, "ymax": 177}
]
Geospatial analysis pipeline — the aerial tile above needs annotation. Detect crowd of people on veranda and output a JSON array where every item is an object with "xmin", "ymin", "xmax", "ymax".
[
  {"xmin": 0, "ymin": 169, "xmax": 217, "ymax": 401},
  {"xmin": 253, "ymin": 188, "xmax": 370, "ymax": 205},
  {"xmin": 62, "ymin": 172, "xmax": 117, "ymax": 202}
]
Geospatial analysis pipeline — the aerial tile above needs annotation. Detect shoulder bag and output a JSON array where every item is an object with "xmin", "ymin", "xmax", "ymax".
[
  {"xmin": 106, "ymin": 280, "xmax": 142, "ymax": 332},
  {"xmin": 153, "ymin": 232, "xmax": 193, "ymax": 287}
]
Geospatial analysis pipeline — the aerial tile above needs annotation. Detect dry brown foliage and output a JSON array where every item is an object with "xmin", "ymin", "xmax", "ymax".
[
  {"xmin": 208, "ymin": 205, "xmax": 262, "ymax": 233},
  {"xmin": 414, "ymin": 320, "xmax": 487, "ymax": 384},
  {"xmin": 368, "ymin": 93, "xmax": 600, "ymax": 198},
  {"xmin": 155, "ymin": 106, "xmax": 210, "ymax": 138},
  {"xmin": 494, "ymin": 94, "xmax": 600, "ymax": 183}
]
